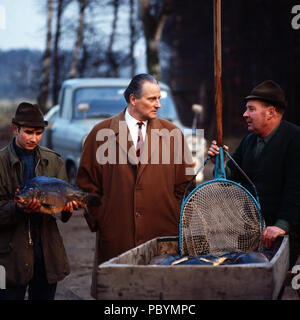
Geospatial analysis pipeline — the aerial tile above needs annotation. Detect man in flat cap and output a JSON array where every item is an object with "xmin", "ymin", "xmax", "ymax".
[
  {"xmin": 208, "ymin": 80, "xmax": 300, "ymax": 268},
  {"xmin": 0, "ymin": 102, "xmax": 77, "ymax": 300}
]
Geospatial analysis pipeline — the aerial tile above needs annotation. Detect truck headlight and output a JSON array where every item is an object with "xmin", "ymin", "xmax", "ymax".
[{"xmin": 186, "ymin": 134, "xmax": 202, "ymax": 155}]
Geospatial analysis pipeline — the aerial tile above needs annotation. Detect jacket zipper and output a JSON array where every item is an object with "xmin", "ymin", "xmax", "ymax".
[{"xmin": 28, "ymin": 218, "xmax": 33, "ymax": 246}]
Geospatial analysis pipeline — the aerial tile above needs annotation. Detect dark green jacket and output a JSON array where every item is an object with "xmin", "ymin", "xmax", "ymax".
[
  {"xmin": 0, "ymin": 141, "xmax": 70, "ymax": 286},
  {"xmin": 228, "ymin": 120, "xmax": 300, "ymax": 229}
]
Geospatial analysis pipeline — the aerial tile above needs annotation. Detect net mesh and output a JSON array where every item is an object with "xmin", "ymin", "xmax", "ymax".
[{"xmin": 180, "ymin": 180, "xmax": 265, "ymax": 256}]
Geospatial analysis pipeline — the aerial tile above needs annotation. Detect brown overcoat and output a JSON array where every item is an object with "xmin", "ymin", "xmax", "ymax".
[{"xmin": 76, "ymin": 110, "xmax": 195, "ymax": 298}]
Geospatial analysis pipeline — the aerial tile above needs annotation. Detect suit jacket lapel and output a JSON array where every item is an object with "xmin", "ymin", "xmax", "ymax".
[
  {"xmin": 243, "ymin": 134, "xmax": 258, "ymax": 168},
  {"xmin": 260, "ymin": 120, "xmax": 284, "ymax": 158},
  {"xmin": 110, "ymin": 109, "xmax": 136, "ymax": 165},
  {"xmin": 136, "ymin": 118, "xmax": 163, "ymax": 183}
]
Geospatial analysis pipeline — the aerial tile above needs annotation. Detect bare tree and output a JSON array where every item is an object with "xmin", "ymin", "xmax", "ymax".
[
  {"xmin": 129, "ymin": 0, "xmax": 137, "ymax": 76},
  {"xmin": 69, "ymin": 0, "xmax": 89, "ymax": 79},
  {"xmin": 106, "ymin": 0, "xmax": 120, "ymax": 77},
  {"xmin": 37, "ymin": 0, "xmax": 53, "ymax": 112},
  {"xmin": 138, "ymin": 0, "xmax": 172, "ymax": 80},
  {"xmin": 52, "ymin": 0, "xmax": 71, "ymax": 105}
]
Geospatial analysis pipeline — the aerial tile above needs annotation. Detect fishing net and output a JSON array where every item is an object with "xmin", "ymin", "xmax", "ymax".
[{"xmin": 179, "ymin": 148, "xmax": 265, "ymax": 256}]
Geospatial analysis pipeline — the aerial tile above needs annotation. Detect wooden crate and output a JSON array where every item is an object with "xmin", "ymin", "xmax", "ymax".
[{"xmin": 96, "ymin": 235, "xmax": 289, "ymax": 300}]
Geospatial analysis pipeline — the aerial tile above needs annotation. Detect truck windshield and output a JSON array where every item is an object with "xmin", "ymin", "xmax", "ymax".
[{"xmin": 73, "ymin": 87, "xmax": 178, "ymax": 120}]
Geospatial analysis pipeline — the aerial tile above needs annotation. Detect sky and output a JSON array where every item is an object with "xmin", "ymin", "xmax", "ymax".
[
  {"xmin": 0, "ymin": 1, "xmax": 146, "ymax": 54},
  {"xmin": 0, "ymin": 0, "xmax": 146, "ymax": 73},
  {"xmin": 0, "ymin": 0, "xmax": 46, "ymax": 50}
]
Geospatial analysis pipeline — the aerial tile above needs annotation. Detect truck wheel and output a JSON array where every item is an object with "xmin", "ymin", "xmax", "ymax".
[{"xmin": 67, "ymin": 164, "xmax": 77, "ymax": 185}]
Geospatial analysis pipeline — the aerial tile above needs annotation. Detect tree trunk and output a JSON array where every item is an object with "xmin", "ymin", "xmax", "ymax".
[
  {"xmin": 129, "ymin": 0, "xmax": 136, "ymax": 77},
  {"xmin": 69, "ymin": 0, "xmax": 88, "ymax": 79},
  {"xmin": 139, "ymin": 0, "xmax": 172, "ymax": 80},
  {"xmin": 106, "ymin": 0, "xmax": 120, "ymax": 77},
  {"xmin": 37, "ymin": 0, "xmax": 53, "ymax": 113},
  {"xmin": 52, "ymin": 0, "xmax": 64, "ymax": 105}
]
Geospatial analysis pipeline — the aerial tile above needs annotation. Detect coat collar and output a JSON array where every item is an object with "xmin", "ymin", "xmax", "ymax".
[
  {"xmin": 108, "ymin": 109, "xmax": 169, "ymax": 180},
  {"xmin": 7, "ymin": 138, "xmax": 48, "ymax": 168}
]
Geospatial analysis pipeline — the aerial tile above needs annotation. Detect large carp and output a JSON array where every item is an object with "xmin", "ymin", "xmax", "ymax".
[{"xmin": 14, "ymin": 176, "xmax": 101, "ymax": 214}]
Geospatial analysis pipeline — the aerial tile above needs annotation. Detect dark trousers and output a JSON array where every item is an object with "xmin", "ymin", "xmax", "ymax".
[
  {"xmin": 289, "ymin": 224, "xmax": 300, "ymax": 269},
  {"xmin": 0, "ymin": 259, "xmax": 57, "ymax": 300}
]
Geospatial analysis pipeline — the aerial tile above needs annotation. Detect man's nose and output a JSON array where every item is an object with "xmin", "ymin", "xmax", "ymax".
[
  {"xmin": 155, "ymin": 99, "xmax": 161, "ymax": 108},
  {"xmin": 30, "ymin": 134, "xmax": 39, "ymax": 142},
  {"xmin": 243, "ymin": 109, "xmax": 249, "ymax": 118}
]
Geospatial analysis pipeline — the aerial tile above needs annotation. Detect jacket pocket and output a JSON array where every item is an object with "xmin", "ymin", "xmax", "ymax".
[
  {"xmin": 0, "ymin": 229, "xmax": 12, "ymax": 254},
  {"xmin": 96, "ymin": 195, "xmax": 109, "ymax": 228}
]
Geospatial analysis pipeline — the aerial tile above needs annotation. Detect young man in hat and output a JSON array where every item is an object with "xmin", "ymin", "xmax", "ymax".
[
  {"xmin": 208, "ymin": 80, "xmax": 300, "ymax": 268},
  {"xmin": 0, "ymin": 102, "xmax": 77, "ymax": 300}
]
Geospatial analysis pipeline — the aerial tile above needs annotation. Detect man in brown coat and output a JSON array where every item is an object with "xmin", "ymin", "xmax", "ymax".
[
  {"xmin": 76, "ymin": 74, "xmax": 195, "ymax": 298},
  {"xmin": 0, "ymin": 102, "xmax": 77, "ymax": 300}
]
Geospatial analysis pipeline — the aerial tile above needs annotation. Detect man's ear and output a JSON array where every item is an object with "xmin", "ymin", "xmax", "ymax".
[
  {"xmin": 267, "ymin": 106, "xmax": 276, "ymax": 120},
  {"xmin": 12, "ymin": 123, "xmax": 19, "ymax": 135},
  {"xmin": 129, "ymin": 93, "xmax": 136, "ymax": 106}
]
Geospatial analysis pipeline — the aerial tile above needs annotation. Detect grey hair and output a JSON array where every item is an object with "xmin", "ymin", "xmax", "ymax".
[{"xmin": 124, "ymin": 73, "xmax": 158, "ymax": 103}]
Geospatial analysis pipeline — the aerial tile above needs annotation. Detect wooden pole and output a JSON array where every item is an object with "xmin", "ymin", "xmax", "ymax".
[{"xmin": 214, "ymin": 0, "xmax": 223, "ymax": 146}]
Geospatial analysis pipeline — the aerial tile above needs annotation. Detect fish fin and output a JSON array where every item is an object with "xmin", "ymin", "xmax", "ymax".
[
  {"xmin": 213, "ymin": 257, "xmax": 228, "ymax": 266},
  {"xmin": 40, "ymin": 203, "xmax": 61, "ymax": 215},
  {"xmin": 199, "ymin": 258, "xmax": 213, "ymax": 264},
  {"xmin": 170, "ymin": 256, "xmax": 189, "ymax": 265},
  {"xmin": 41, "ymin": 202, "xmax": 57, "ymax": 208}
]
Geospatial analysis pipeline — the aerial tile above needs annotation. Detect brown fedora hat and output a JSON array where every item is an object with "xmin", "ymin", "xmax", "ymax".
[
  {"xmin": 245, "ymin": 80, "xmax": 287, "ymax": 110},
  {"xmin": 12, "ymin": 102, "xmax": 48, "ymax": 128}
]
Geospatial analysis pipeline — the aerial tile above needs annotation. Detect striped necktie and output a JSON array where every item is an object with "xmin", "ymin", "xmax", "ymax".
[{"xmin": 136, "ymin": 121, "xmax": 144, "ymax": 158}]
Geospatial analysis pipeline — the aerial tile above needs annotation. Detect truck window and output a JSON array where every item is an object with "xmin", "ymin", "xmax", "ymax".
[
  {"xmin": 61, "ymin": 86, "xmax": 73, "ymax": 119},
  {"xmin": 73, "ymin": 87, "xmax": 126, "ymax": 119},
  {"xmin": 72, "ymin": 87, "xmax": 178, "ymax": 121}
]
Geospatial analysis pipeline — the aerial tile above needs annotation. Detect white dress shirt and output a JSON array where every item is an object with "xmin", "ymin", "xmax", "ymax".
[{"xmin": 125, "ymin": 108, "xmax": 148, "ymax": 149}]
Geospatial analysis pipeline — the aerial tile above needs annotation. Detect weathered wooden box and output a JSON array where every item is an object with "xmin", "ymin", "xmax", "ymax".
[{"xmin": 97, "ymin": 235, "xmax": 289, "ymax": 300}]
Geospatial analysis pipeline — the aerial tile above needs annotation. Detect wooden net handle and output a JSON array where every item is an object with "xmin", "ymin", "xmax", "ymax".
[{"xmin": 214, "ymin": 0, "xmax": 223, "ymax": 146}]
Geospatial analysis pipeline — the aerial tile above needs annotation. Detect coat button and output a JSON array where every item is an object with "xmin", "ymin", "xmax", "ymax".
[{"xmin": 136, "ymin": 212, "xmax": 141, "ymax": 217}]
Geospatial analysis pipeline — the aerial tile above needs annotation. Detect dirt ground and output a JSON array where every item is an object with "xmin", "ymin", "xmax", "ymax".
[{"xmin": 55, "ymin": 209, "xmax": 95, "ymax": 300}]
